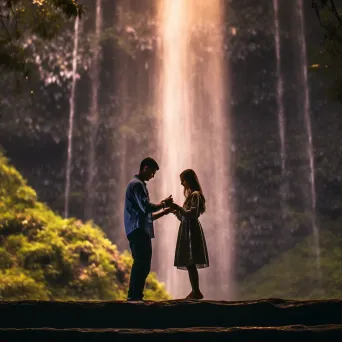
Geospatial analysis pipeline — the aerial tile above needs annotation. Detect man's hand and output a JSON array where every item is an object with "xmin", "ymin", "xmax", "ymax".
[
  {"xmin": 162, "ymin": 195, "xmax": 173, "ymax": 207},
  {"xmin": 163, "ymin": 207, "xmax": 173, "ymax": 215}
]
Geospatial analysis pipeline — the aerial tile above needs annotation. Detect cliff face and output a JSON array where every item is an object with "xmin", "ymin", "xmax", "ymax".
[{"xmin": 0, "ymin": 299, "xmax": 341, "ymax": 341}]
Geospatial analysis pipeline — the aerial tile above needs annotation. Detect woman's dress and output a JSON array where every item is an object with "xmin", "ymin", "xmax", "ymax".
[{"xmin": 174, "ymin": 191, "xmax": 209, "ymax": 270}]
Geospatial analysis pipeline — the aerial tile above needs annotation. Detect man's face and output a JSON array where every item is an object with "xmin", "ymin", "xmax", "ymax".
[{"xmin": 144, "ymin": 166, "xmax": 157, "ymax": 181}]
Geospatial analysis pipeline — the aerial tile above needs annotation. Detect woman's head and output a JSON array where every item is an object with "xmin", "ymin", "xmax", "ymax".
[
  {"xmin": 180, "ymin": 169, "xmax": 206, "ymax": 213},
  {"xmin": 180, "ymin": 169, "xmax": 200, "ymax": 192}
]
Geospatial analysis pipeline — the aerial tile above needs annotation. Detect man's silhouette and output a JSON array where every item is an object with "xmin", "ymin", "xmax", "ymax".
[{"xmin": 124, "ymin": 157, "xmax": 173, "ymax": 301}]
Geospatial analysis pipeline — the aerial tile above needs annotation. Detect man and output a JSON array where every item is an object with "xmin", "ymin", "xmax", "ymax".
[{"xmin": 124, "ymin": 157, "xmax": 173, "ymax": 301}]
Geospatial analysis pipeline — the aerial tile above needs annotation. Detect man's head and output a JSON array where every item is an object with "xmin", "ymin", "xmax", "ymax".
[{"xmin": 138, "ymin": 157, "xmax": 159, "ymax": 181}]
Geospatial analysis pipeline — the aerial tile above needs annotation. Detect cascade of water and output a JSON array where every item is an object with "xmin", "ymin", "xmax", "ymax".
[
  {"xmin": 297, "ymin": 0, "xmax": 321, "ymax": 278},
  {"xmin": 154, "ymin": 0, "xmax": 234, "ymax": 300},
  {"xmin": 64, "ymin": 16, "xmax": 80, "ymax": 218},
  {"xmin": 113, "ymin": 1, "xmax": 135, "ymax": 249},
  {"xmin": 273, "ymin": 0, "xmax": 290, "ymax": 254},
  {"xmin": 85, "ymin": 0, "xmax": 102, "ymax": 220},
  {"xmin": 273, "ymin": 0, "xmax": 286, "ymax": 191}
]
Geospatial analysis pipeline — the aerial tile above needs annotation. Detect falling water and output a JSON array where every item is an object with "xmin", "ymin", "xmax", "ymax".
[
  {"xmin": 154, "ymin": 0, "xmax": 234, "ymax": 299},
  {"xmin": 64, "ymin": 16, "xmax": 80, "ymax": 218},
  {"xmin": 273, "ymin": 0, "xmax": 286, "ymax": 183},
  {"xmin": 273, "ymin": 0, "xmax": 290, "ymax": 254},
  {"xmin": 297, "ymin": 0, "xmax": 321, "ymax": 275},
  {"xmin": 113, "ymin": 1, "xmax": 139, "ymax": 248},
  {"xmin": 85, "ymin": 0, "xmax": 102, "ymax": 220}
]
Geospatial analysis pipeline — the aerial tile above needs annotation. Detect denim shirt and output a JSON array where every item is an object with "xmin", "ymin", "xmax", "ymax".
[{"xmin": 124, "ymin": 175, "xmax": 159, "ymax": 238}]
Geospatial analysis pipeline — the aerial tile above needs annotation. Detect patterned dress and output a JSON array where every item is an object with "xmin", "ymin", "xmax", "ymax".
[{"xmin": 174, "ymin": 191, "xmax": 209, "ymax": 270}]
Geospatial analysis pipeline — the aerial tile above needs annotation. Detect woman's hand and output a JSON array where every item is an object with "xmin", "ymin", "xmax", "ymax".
[
  {"xmin": 170, "ymin": 202, "xmax": 181, "ymax": 210},
  {"xmin": 163, "ymin": 207, "xmax": 180, "ymax": 218}
]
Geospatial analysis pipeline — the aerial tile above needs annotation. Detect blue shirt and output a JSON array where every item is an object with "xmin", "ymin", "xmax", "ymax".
[{"xmin": 124, "ymin": 175, "xmax": 160, "ymax": 238}]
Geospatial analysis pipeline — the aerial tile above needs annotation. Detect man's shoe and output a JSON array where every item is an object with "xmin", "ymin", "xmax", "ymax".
[{"xmin": 127, "ymin": 297, "xmax": 144, "ymax": 302}]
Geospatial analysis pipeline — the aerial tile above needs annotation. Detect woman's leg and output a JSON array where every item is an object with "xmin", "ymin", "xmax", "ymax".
[
  {"xmin": 186, "ymin": 264, "xmax": 203, "ymax": 299},
  {"xmin": 187, "ymin": 264, "xmax": 200, "ymax": 293}
]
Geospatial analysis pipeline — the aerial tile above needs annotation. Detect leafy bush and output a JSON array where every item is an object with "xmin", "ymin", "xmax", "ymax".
[{"xmin": 0, "ymin": 152, "xmax": 170, "ymax": 301}]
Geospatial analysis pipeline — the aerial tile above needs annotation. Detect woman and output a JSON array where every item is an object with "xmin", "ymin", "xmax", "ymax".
[{"xmin": 170, "ymin": 169, "xmax": 209, "ymax": 299}]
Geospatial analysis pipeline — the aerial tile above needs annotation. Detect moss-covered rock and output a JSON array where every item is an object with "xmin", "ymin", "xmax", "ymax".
[{"xmin": 0, "ymin": 153, "xmax": 171, "ymax": 301}]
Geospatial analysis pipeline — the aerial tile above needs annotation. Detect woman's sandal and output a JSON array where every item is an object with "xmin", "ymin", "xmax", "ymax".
[{"xmin": 185, "ymin": 291, "xmax": 204, "ymax": 300}]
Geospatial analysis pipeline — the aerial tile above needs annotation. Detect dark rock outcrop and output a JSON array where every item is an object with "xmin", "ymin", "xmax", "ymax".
[
  {"xmin": 0, "ymin": 299, "xmax": 341, "ymax": 341},
  {"xmin": 0, "ymin": 325, "xmax": 341, "ymax": 341}
]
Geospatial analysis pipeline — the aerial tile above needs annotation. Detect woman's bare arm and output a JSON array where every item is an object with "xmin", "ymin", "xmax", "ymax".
[{"xmin": 172, "ymin": 192, "xmax": 201, "ymax": 219}]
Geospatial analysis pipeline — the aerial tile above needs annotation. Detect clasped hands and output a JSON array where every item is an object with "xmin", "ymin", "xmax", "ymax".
[{"xmin": 161, "ymin": 195, "xmax": 181, "ymax": 216}]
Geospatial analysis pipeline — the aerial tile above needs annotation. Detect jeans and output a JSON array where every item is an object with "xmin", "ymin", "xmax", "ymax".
[{"xmin": 127, "ymin": 228, "xmax": 152, "ymax": 300}]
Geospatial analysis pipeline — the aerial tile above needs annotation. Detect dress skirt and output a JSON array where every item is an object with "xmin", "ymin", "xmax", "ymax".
[{"xmin": 174, "ymin": 217, "xmax": 209, "ymax": 270}]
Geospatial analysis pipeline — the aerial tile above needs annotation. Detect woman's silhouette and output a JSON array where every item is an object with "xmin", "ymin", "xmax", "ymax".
[{"xmin": 170, "ymin": 169, "xmax": 209, "ymax": 299}]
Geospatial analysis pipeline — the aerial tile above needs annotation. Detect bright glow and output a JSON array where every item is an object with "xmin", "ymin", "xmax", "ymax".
[{"xmin": 153, "ymin": 0, "xmax": 235, "ymax": 300}]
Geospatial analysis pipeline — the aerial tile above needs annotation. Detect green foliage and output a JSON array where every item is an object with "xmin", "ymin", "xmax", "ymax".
[
  {"xmin": 0, "ymin": 151, "xmax": 171, "ymax": 301},
  {"xmin": 238, "ymin": 227, "xmax": 342, "ymax": 300},
  {"xmin": 310, "ymin": 1, "xmax": 342, "ymax": 101},
  {"xmin": 0, "ymin": 0, "xmax": 84, "ymax": 74},
  {"xmin": 0, "ymin": 269, "xmax": 49, "ymax": 300},
  {"xmin": 0, "ymin": 153, "xmax": 37, "ymax": 212}
]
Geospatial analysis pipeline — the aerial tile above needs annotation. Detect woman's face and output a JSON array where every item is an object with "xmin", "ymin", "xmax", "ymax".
[{"xmin": 180, "ymin": 176, "xmax": 189, "ymax": 190}]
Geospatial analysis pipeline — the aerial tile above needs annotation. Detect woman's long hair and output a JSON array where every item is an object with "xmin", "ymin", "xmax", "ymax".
[{"xmin": 180, "ymin": 169, "xmax": 206, "ymax": 214}]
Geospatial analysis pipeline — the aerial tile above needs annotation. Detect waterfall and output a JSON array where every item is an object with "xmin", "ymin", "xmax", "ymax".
[
  {"xmin": 85, "ymin": 0, "xmax": 102, "ymax": 220},
  {"xmin": 113, "ymin": 1, "xmax": 139, "ymax": 248},
  {"xmin": 297, "ymin": 0, "xmax": 322, "ymax": 281},
  {"xmin": 154, "ymin": 0, "xmax": 234, "ymax": 300},
  {"xmin": 64, "ymin": 16, "xmax": 80, "ymax": 219},
  {"xmin": 273, "ymin": 0, "xmax": 286, "ymax": 194},
  {"xmin": 273, "ymin": 0, "xmax": 291, "ymax": 254}
]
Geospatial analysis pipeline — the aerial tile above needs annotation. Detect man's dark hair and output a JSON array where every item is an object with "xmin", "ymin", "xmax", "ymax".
[{"xmin": 140, "ymin": 157, "xmax": 159, "ymax": 171}]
